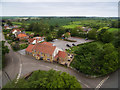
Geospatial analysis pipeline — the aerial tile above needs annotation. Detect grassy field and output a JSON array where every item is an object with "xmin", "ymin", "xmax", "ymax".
[
  {"xmin": 12, "ymin": 22, "xmax": 30, "ymax": 25},
  {"xmin": 62, "ymin": 24, "xmax": 82, "ymax": 29},
  {"xmin": 12, "ymin": 22, "xmax": 22, "ymax": 25},
  {"xmin": 25, "ymin": 31, "xmax": 34, "ymax": 34},
  {"xmin": 108, "ymin": 28, "xmax": 118, "ymax": 32}
]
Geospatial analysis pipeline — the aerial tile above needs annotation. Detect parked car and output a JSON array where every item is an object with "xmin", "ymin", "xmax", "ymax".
[
  {"xmin": 85, "ymin": 38, "xmax": 88, "ymax": 41},
  {"xmin": 66, "ymin": 44, "xmax": 71, "ymax": 47},
  {"xmin": 72, "ymin": 43, "xmax": 76, "ymax": 46},
  {"xmin": 68, "ymin": 60, "xmax": 71, "ymax": 61}
]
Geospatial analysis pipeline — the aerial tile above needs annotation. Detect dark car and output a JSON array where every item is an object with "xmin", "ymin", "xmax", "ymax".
[
  {"xmin": 85, "ymin": 38, "xmax": 88, "ymax": 41},
  {"xmin": 72, "ymin": 43, "xmax": 76, "ymax": 46},
  {"xmin": 66, "ymin": 44, "xmax": 71, "ymax": 47}
]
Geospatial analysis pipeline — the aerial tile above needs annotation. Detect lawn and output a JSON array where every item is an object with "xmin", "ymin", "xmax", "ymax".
[
  {"xmin": 12, "ymin": 22, "xmax": 30, "ymax": 25},
  {"xmin": 25, "ymin": 31, "xmax": 34, "ymax": 34},
  {"xmin": 12, "ymin": 22, "xmax": 22, "ymax": 25},
  {"xmin": 108, "ymin": 28, "xmax": 118, "ymax": 32},
  {"xmin": 70, "ymin": 21, "xmax": 81, "ymax": 25},
  {"xmin": 62, "ymin": 24, "xmax": 82, "ymax": 29}
]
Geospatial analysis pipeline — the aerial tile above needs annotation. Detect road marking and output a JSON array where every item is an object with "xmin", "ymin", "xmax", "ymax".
[
  {"xmin": 78, "ymin": 80, "xmax": 90, "ymax": 88},
  {"xmin": 12, "ymin": 58, "xmax": 13, "ymax": 62},
  {"xmin": 3, "ymin": 71, "xmax": 11, "ymax": 82},
  {"xmin": 53, "ymin": 68, "xmax": 60, "ymax": 71},
  {"xmin": 46, "ymin": 66, "xmax": 51, "ymax": 69},
  {"xmin": 15, "ymin": 64, "xmax": 22, "ymax": 83},
  {"xmin": 95, "ymin": 76, "xmax": 109, "ymax": 90}
]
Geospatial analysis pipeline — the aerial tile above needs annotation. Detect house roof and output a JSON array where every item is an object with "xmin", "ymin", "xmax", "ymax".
[
  {"xmin": 12, "ymin": 29, "xmax": 21, "ymax": 32},
  {"xmin": 55, "ymin": 51, "xmax": 67, "ymax": 59},
  {"xmin": 18, "ymin": 33, "xmax": 28, "ymax": 38},
  {"xmin": 26, "ymin": 44, "xmax": 35, "ymax": 53},
  {"xmin": 33, "ymin": 37, "xmax": 43, "ymax": 42},
  {"xmin": 41, "ymin": 41, "xmax": 53, "ymax": 46},
  {"xmin": 32, "ymin": 43, "xmax": 56, "ymax": 55},
  {"xmin": 28, "ymin": 38, "xmax": 34, "ymax": 43},
  {"xmin": 28, "ymin": 37, "xmax": 44, "ymax": 44}
]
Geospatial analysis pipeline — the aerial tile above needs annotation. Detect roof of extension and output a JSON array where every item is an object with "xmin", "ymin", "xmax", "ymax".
[
  {"xmin": 18, "ymin": 33, "xmax": 28, "ymax": 38},
  {"xmin": 55, "ymin": 51, "xmax": 67, "ymax": 59}
]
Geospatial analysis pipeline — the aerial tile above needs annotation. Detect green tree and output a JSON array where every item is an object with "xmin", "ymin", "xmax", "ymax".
[
  {"xmin": 64, "ymin": 32, "xmax": 70, "ymax": 38},
  {"xmin": 21, "ymin": 23, "xmax": 26, "ymax": 29},
  {"xmin": 7, "ymin": 20, "xmax": 13, "ymax": 26},
  {"xmin": 97, "ymin": 27, "xmax": 109, "ymax": 41},
  {"xmin": 4, "ymin": 70, "xmax": 81, "ymax": 89},
  {"xmin": 57, "ymin": 28, "xmax": 65, "ymax": 38},
  {"xmin": 71, "ymin": 42, "xmax": 119, "ymax": 76},
  {"xmin": 1, "ymin": 41, "xmax": 9, "ymax": 68},
  {"xmin": 46, "ymin": 35, "xmax": 53, "ymax": 41},
  {"xmin": 101, "ymin": 31, "xmax": 114, "ymax": 43},
  {"xmin": 102, "ymin": 43, "xmax": 119, "ymax": 74},
  {"xmin": 49, "ymin": 25, "xmax": 54, "ymax": 31},
  {"xmin": 88, "ymin": 29, "xmax": 97, "ymax": 40},
  {"xmin": 70, "ymin": 28, "xmax": 79, "ymax": 37}
]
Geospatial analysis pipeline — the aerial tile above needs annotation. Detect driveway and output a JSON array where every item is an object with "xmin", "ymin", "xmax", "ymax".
[{"xmin": 50, "ymin": 37, "xmax": 93, "ymax": 50}]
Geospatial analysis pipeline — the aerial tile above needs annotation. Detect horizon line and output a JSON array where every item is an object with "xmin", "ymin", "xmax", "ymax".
[{"xmin": 0, "ymin": 15, "xmax": 118, "ymax": 17}]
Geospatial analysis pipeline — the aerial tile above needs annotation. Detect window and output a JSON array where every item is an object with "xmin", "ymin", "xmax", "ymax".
[
  {"xmin": 47, "ymin": 59, "xmax": 50, "ymax": 61},
  {"xmin": 47, "ymin": 54, "xmax": 50, "ymax": 57},
  {"xmin": 68, "ymin": 60, "xmax": 71, "ymax": 61}
]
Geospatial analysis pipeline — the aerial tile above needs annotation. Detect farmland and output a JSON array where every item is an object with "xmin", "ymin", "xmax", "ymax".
[{"xmin": 108, "ymin": 28, "xmax": 118, "ymax": 32}]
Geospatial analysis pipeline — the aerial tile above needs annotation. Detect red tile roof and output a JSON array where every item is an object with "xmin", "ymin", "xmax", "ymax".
[
  {"xmin": 55, "ymin": 51, "xmax": 67, "ymax": 58},
  {"xmin": 26, "ymin": 44, "xmax": 35, "ymax": 53},
  {"xmin": 12, "ymin": 29, "xmax": 21, "ymax": 32},
  {"xmin": 18, "ymin": 33, "xmax": 28, "ymax": 38},
  {"xmin": 41, "ymin": 41, "xmax": 53, "ymax": 46},
  {"xmin": 28, "ymin": 38, "xmax": 34, "ymax": 43},
  {"xmin": 33, "ymin": 37, "xmax": 43, "ymax": 42},
  {"xmin": 32, "ymin": 43, "xmax": 56, "ymax": 55}
]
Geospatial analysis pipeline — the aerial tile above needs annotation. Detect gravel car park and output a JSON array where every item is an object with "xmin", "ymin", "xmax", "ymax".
[{"xmin": 50, "ymin": 37, "xmax": 93, "ymax": 50}]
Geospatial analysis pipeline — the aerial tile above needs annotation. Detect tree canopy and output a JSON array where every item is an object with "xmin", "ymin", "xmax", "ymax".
[
  {"xmin": 4, "ymin": 70, "xmax": 81, "ymax": 89},
  {"xmin": 71, "ymin": 42, "xmax": 119, "ymax": 76},
  {"xmin": 1, "ymin": 41, "xmax": 9, "ymax": 69}
]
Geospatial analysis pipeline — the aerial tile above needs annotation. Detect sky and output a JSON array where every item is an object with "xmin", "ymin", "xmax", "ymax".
[{"xmin": 0, "ymin": 0, "xmax": 119, "ymax": 17}]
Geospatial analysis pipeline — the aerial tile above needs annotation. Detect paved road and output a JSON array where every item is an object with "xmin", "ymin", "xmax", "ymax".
[
  {"xmin": 101, "ymin": 69, "xmax": 120, "ymax": 88},
  {"xmin": 1, "ymin": 28, "xmax": 20, "ymax": 87}
]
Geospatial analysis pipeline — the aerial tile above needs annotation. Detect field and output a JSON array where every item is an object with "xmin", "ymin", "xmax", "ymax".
[
  {"xmin": 25, "ymin": 31, "xmax": 33, "ymax": 34},
  {"xmin": 62, "ymin": 24, "xmax": 82, "ymax": 29},
  {"xmin": 12, "ymin": 22, "xmax": 30, "ymax": 25},
  {"xmin": 108, "ymin": 28, "xmax": 118, "ymax": 32}
]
